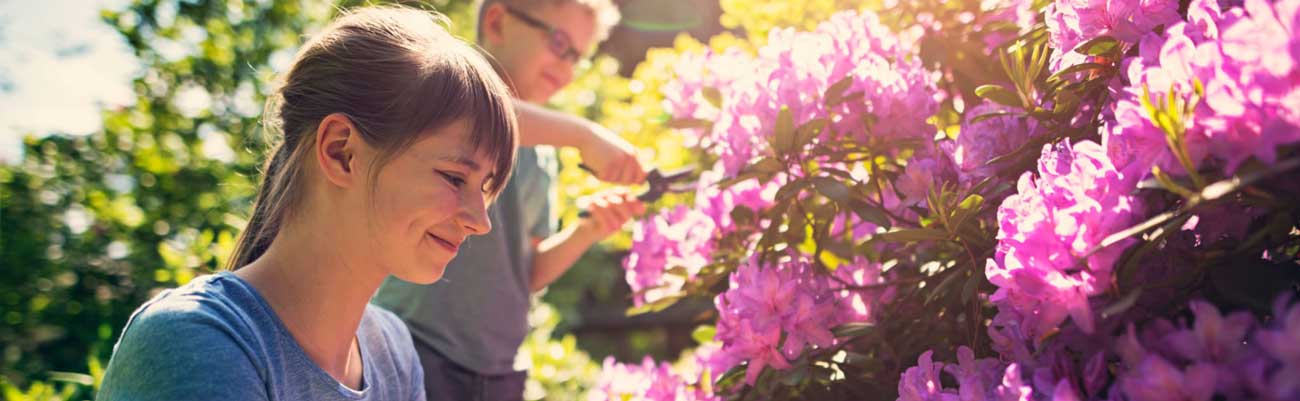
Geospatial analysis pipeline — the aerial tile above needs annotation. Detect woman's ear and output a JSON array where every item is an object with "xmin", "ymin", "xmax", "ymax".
[
  {"xmin": 315, "ymin": 113, "xmax": 359, "ymax": 189},
  {"xmin": 480, "ymin": 3, "xmax": 508, "ymax": 47}
]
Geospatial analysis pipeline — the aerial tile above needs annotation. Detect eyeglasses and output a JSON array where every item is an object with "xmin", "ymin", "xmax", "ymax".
[{"xmin": 503, "ymin": 6, "xmax": 583, "ymax": 64}]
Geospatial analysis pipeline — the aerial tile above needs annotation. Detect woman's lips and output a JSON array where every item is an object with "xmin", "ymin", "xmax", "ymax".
[{"xmin": 426, "ymin": 232, "xmax": 459, "ymax": 252}]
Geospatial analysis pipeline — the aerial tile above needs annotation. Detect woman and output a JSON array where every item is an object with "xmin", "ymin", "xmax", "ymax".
[{"xmin": 97, "ymin": 7, "xmax": 517, "ymax": 400}]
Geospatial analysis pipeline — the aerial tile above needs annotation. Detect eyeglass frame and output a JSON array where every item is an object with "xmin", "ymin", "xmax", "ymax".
[{"xmin": 502, "ymin": 6, "xmax": 585, "ymax": 64}]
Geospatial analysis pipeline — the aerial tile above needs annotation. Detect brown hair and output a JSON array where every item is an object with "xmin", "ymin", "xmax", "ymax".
[
  {"xmin": 474, "ymin": 0, "xmax": 621, "ymax": 45},
  {"xmin": 228, "ymin": 7, "xmax": 518, "ymax": 269}
]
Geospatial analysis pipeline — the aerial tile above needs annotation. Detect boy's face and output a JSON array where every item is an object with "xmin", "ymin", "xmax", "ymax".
[{"xmin": 484, "ymin": 2, "xmax": 597, "ymax": 103}]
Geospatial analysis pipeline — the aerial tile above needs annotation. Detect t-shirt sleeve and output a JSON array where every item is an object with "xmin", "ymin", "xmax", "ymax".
[
  {"xmin": 528, "ymin": 197, "xmax": 555, "ymax": 240},
  {"xmin": 97, "ymin": 300, "xmax": 269, "ymax": 401},
  {"xmin": 528, "ymin": 147, "xmax": 558, "ymax": 240}
]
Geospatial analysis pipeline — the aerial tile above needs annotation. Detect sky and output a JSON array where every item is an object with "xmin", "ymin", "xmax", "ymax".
[{"xmin": 0, "ymin": 0, "xmax": 138, "ymax": 163}]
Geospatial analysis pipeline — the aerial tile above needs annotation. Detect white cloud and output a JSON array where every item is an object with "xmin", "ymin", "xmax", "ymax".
[{"xmin": 0, "ymin": 0, "xmax": 138, "ymax": 163}]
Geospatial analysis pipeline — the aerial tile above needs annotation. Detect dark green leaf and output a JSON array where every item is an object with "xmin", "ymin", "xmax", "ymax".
[
  {"xmin": 811, "ymin": 176, "xmax": 853, "ymax": 204},
  {"xmin": 795, "ymin": 118, "xmax": 828, "ymax": 148},
  {"xmin": 874, "ymin": 228, "xmax": 950, "ymax": 243},
  {"xmin": 833, "ymin": 322, "xmax": 875, "ymax": 338},
  {"xmin": 824, "ymin": 76, "xmax": 854, "ymax": 107},
  {"xmin": 848, "ymin": 200, "xmax": 892, "ymax": 229}
]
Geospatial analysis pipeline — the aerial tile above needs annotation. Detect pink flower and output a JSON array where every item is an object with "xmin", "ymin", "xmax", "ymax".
[
  {"xmin": 897, "ymin": 347, "xmax": 1036, "ymax": 401},
  {"xmin": 944, "ymin": 102, "xmax": 1042, "ymax": 181},
  {"xmin": 1105, "ymin": 0, "xmax": 1300, "ymax": 181},
  {"xmin": 712, "ymin": 259, "xmax": 839, "ymax": 385},
  {"xmin": 623, "ymin": 206, "xmax": 717, "ymax": 306},
  {"xmin": 1044, "ymin": 0, "xmax": 1181, "ymax": 69},
  {"xmin": 588, "ymin": 356, "xmax": 718, "ymax": 401},
  {"xmin": 663, "ymin": 10, "xmax": 938, "ymax": 176},
  {"xmin": 986, "ymin": 140, "xmax": 1141, "ymax": 337}
]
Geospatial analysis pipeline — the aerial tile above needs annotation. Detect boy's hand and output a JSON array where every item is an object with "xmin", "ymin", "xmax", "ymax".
[
  {"xmin": 575, "ymin": 188, "xmax": 646, "ymax": 242},
  {"xmin": 578, "ymin": 124, "xmax": 647, "ymax": 185}
]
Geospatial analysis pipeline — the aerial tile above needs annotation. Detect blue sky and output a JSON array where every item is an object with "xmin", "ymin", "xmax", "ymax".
[{"xmin": 0, "ymin": 0, "xmax": 138, "ymax": 163}]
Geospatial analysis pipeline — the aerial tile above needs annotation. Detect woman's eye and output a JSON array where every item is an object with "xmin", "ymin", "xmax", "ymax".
[{"xmin": 439, "ymin": 171, "xmax": 466, "ymax": 188}]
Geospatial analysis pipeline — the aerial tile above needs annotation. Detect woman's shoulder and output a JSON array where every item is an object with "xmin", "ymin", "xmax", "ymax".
[
  {"xmin": 98, "ymin": 272, "xmax": 272, "ymax": 401},
  {"xmin": 123, "ymin": 272, "xmax": 261, "ymax": 333}
]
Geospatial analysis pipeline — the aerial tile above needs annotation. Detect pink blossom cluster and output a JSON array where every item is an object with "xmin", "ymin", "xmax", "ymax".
[
  {"xmin": 1104, "ymin": 0, "xmax": 1300, "ymax": 182},
  {"xmin": 1113, "ymin": 298, "xmax": 1300, "ymax": 401},
  {"xmin": 711, "ymin": 257, "xmax": 891, "ymax": 385},
  {"xmin": 623, "ymin": 166, "xmax": 781, "ymax": 306},
  {"xmin": 1044, "ymin": 0, "xmax": 1181, "ymax": 69},
  {"xmin": 662, "ymin": 9, "xmax": 939, "ymax": 175},
  {"xmin": 586, "ymin": 356, "xmax": 717, "ymax": 401},
  {"xmin": 711, "ymin": 260, "xmax": 837, "ymax": 385},
  {"xmin": 986, "ymin": 140, "xmax": 1141, "ymax": 339},
  {"xmin": 623, "ymin": 206, "xmax": 718, "ymax": 306},
  {"xmin": 896, "ymin": 347, "xmax": 1035, "ymax": 401},
  {"xmin": 980, "ymin": 0, "xmax": 1041, "ymax": 51}
]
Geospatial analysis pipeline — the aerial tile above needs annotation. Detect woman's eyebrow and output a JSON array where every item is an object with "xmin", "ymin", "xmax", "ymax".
[{"xmin": 422, "ymin": 151, "xmax": 482, "ymax": 172}]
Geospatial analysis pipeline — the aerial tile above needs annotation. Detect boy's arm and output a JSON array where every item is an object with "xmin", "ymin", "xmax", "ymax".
[
  {"xmin": 529, "ymin": 224, "xmax": 599, "ymax": 293},
  {"xmin": 515, "ymin": 101, "xmax": 646, "ymax": 184},
  {"xmin": 529, "ymin": 190, "xmax": 644, "ymax": 293}
]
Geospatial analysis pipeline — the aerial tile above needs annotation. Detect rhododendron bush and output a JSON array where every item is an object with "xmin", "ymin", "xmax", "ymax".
[{"xmin": 590, "ymin": 0, "xmax": 1300, "ymax": 400}]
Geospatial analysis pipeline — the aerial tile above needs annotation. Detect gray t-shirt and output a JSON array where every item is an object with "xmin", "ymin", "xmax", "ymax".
[
  {"xmin": 98, "ymin": 271, "xmax": 425, "ymax": 401},
  {"xmin": 371, "ymin": 146, "xmax": 556, "ymax": 375}
]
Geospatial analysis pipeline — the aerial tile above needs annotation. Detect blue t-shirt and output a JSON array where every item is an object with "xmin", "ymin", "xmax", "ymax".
[{"xmin": 98, "ymin": 271, "xmax": 425, "ymax": 401}]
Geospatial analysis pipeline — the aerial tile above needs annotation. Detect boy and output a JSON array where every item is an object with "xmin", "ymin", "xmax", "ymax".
[{"xmin": 372, "ymin": 1, "xmax": 643, "ymax": 400}]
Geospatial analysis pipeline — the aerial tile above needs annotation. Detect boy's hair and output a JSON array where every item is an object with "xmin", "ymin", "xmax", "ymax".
[
  {"xmin": 474, "ymin": 0, "xmax": 621, "ymax": 45},
  {"xmin": 229, "ymin": 6, "xmax": 518, "ymax": 269}
]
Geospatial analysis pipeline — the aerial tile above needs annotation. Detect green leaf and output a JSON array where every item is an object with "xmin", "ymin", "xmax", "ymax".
[
  {"xmin": 833, "ymin": 322, "xmax": 875, "ymax": 338},
  {"xmin": 969, "ymin": 111, "xmax": 1017, "ymax": 124},
  {"xmin": 874, "ymin": 228, "xmax": 950, "ymax": 243},
  {"xmin": 665, "ymin": 117, "xmax": 713, "ymax": 130},
  {"xmin": 811, "ymin": 176, "xmax": 852, "ymax": 204},
  {"xmin": 1074, "ymin": 36, "xmax": 1119, "ymax": 56},
  {"xmin": 1047, "ymin": 62, "xmax": 1109, "ymax": 82},
  {"xmin": 1210, "ymin": 260, "xmax": 1300, "ymax": 313},
  {"xmin": 692, "ymin": 325, "xmax": 717, "ymax": 344},
  {"xmin": 752, "ymin": 157, "xmax": 785, "ymax": 174},
  {"xmin": 730, "ymin": 206, "xmax": 756, "ymax": 227},
  {"xmin": 824, "ymin": 76, "xmax": 856, "ymax": 107},
  {"xmin": 625, "ymin": 294, "xmax": 684, "ymax": 316},
  {"xmin": 771, "ymin": 105, "xmax": 795, "ymax": 153},
  {"xmin": 1053, "ymin": 90, "xmax": 1081, "ymax": 114},
  {"xmin": 848, "ymin": 200, "xmax": 892, "ymax": 229},
  {"xmin": 949, "ymin": 194, "xmax": 985, "ymax": 230},
  {"xmin": 702, "ymin": 87, "xmax": 722, "ymax": 108},
  {"xmin": 1100, "ymin": 288, "xmax": 1143, "ymax": 319},
  {"xmin": 975, "ymin": 84, "xmax": 1022, "ymax": 108},
  {"xmin": 795, "ymin": 118, "xmax": 828, "ymax": 148}
]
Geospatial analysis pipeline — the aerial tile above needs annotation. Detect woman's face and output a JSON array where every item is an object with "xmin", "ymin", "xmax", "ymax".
[{"xmin": 355, "ymin": 119, "xmax": 498, "ymax": 284}]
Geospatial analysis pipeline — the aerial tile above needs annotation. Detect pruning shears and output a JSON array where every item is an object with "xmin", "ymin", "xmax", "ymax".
[{"xmin": 576, "ymin": 164, "xmax": 695, "ymax": 217}]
